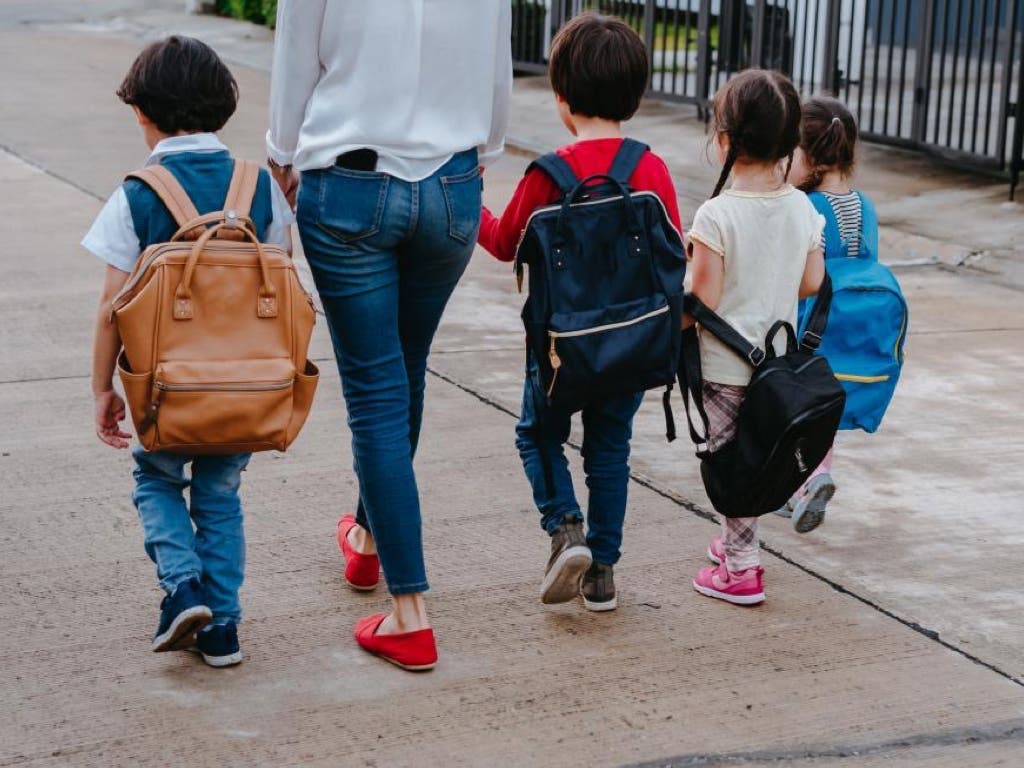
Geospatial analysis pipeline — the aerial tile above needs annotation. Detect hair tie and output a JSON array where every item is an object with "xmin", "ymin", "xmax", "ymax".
[{"xmin": 831, "ymin": 116, "xmax": 841, "ymax": 125}]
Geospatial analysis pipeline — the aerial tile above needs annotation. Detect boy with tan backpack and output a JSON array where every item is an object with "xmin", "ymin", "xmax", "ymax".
[{"xmin": 83, "ymin": 37, "xmax": 317, "ymax": 666}]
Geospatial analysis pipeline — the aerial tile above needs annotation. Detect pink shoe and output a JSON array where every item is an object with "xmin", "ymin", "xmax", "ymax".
[
  {"xmin": 707, "ymin": 537, "xmax": 725, "ymax": 565},
  {"xmin": 693, "ymin": 563, "xmax": 765, "ymax": 605}
]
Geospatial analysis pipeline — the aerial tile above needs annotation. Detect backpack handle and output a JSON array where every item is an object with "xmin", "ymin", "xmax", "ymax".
[
  {"xmin": 556, "ymin": 173, "xmax": 642, "ymax": 243},
  {"xmin": 173, "ymin": 220, "xmax": 278, "ymax": 321},
  {"xmin": 764, "ymin": 320, "xmax": 799, "ymax": 359}
]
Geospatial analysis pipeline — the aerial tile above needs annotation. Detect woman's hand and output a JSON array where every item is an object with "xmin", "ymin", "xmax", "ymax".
[
  {"xmin": 94, "ymin": 389, "xmax": 131, "ymax": 449},
  {"xmin": 270, "ymin": 163, "xmax": 300, "ymax": 210}
]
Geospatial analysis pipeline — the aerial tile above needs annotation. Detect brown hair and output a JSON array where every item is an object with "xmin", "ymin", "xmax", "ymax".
[
  {"xmin": 798, "ymin": 96, "xmax": 858, "ymax": 192},
  {"xmin": 709, "ymin": 69, "xmax": 802, "ymax": 198},
  {"xmin": 117, "ymin": 36, "xmax": 238, "ymax": 135},
  {"xmin": 549, "ymin": 12, "xmax": 649, "ymax": 122}
]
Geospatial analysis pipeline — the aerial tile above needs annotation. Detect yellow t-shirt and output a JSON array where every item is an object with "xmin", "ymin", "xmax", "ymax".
[{"xmin": 688, "ymin": 185, "xmax": 825, "ymax": 386}]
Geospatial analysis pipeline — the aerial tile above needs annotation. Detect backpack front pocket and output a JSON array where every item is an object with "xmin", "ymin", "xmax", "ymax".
[
  {"xmin": 833, "ymin": 365, "xmax": 900, "ymax": 432},
  {"xmin": 547, "ymin": 296, "xmax": 673, "ymax": 403},
  {"xmin": 149, "ymin": 359, "xmax": 297, "ymax": 451}
]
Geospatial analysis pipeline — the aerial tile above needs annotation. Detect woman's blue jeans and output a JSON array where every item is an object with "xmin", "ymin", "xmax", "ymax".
[
  {"xmin": 515, "ymin": 356, "xmax": 644, "ymax": 566},
  {"xmin": 297, "ymin": 150, "xmax": 480, "ymax": 595}
]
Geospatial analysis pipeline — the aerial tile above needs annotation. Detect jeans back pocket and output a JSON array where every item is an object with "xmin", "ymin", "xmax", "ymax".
[
  {"xmin": 440, "ymin": 167, "xmax": 482, "ymax": 244},
  {"xmin": 315, "ymin": 168, "xmax": 390, "ymax": 244}
]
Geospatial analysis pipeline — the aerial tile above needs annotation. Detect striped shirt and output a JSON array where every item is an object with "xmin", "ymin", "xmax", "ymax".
[{"xmin": 822, "ymin": 191, "xmax": 863, "ymax": 257}]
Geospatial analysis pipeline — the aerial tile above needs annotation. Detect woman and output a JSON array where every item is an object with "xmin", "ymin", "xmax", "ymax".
[{"xmin": 267, "ymin": 0, "xmax": 511, "ymax": 671}]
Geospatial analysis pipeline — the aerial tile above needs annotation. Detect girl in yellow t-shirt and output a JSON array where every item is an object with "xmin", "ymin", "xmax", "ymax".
[{"xmin": 687, "ymin": 69, "xmax": 826, "ymax": 606}]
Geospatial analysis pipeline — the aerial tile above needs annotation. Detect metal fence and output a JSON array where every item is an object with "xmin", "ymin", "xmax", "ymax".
[{"xmin": 512, "ymin": 0, "xmax": 1024, "ymax": 197}]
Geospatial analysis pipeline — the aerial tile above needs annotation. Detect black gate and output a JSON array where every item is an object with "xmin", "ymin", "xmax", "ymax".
[{"xmin": 512, "ymin": 0, "xmax": 1024, "ymax": 197}]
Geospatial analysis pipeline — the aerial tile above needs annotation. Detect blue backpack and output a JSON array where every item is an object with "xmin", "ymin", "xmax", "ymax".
[
  {"xmin": 514, "ymin": 139, "xmax": 686, "ymax": 437},
  {"xmin": 799, "ymin": 191, "xmax": 908, "ymax": 433}
]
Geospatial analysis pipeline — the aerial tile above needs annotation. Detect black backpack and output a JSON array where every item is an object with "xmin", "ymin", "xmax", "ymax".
[
  {"xmin": 514, "ymin": 139, "xmax": 686, "ymax": 436},
  {"xmin": 678, "ymin": 276, "xmax": 846, "ymax": 517}
]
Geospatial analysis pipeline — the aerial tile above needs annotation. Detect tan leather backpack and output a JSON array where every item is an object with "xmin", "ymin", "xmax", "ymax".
[{"xmin": 112, "ymin": 160, "xmax": 319, "ymax": 454}]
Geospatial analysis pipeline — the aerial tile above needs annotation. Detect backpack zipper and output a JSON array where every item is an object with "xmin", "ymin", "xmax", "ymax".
[
  {"xmin": 513, "ymin": 191, "xmax": 684, "ymax": 271},
  {"xmin": 829, "ymin": 284, "xmax": 908, "ymax": 364},
  {"xmin": 834, "ymin": 373, "xmax": 891, "ymax": 383},
  {"xmin": 545, "ymin": 304, "xmax": 670, "ymax": 397},
  {"xmin": 155, "ymin": 379, "xmax": 292, "ymax": 393},
  {"xmin": 139, "ymin": 379, "xmax": 292, "ymax": 432},
  {"xmin": 111, "ymin": 242, "xmax": 292, "ymax": 317},
  {"xmin": 547, "ymin": 336, "xmax": 561, "ymax": 397}
]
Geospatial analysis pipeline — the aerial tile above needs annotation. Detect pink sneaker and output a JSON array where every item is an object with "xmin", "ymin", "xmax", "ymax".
[
  {"xmin": 693, "ymin": 563, "xmax": 765, "ymax": 605},
  {"xmin": 707, "ymin": 537, "xmax": 725, "ymax": 565}
]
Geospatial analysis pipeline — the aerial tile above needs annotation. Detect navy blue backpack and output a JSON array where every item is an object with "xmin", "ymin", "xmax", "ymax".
[
  {"xmin": 514, "ymin": 139, "xmax": 686, "ymax": 437},
  {"xmin": 798, "ymin": 191, "xmax": 908, "ymax": 433}
]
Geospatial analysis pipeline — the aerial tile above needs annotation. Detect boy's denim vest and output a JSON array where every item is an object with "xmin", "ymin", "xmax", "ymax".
[{"xmin": 124, "ymin": 150, "xmax": 273, "ymax": 248}]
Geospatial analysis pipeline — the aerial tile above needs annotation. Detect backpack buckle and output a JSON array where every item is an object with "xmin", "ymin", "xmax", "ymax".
[
  {"xmin": 801, "ymin": 331, "xmax": 822, "ymax": 352},
  {"xmin": 748, "ymin": 348, "xmax": 766, "ymax": 366}
]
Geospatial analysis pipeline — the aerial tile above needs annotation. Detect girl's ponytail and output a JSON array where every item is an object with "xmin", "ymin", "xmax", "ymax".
[
  {"xmin": 711, "ymin": 140, "xmax": 739, "ymax": 199},
  {"xmin": 798, "ymin": 98, "xmax": 858, "ymax": 192}
]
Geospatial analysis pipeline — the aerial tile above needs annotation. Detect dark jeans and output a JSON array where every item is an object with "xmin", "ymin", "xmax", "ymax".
[
  {"xmin": 297, "ymin": 149, "xmax": 480, "ymax": 595},
  {"xmin": 515, "ymin": 355, "xmax": 644, "ymax": 566}
]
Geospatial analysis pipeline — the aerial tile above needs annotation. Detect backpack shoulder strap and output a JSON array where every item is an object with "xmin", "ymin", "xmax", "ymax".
[
  {"xmin": 607, "ymin": 139, "xmax": 650, "ymax": 185},
  {"xmin": 856, "ymin": 191, "xmax": 880, "ymax": 261},
  {"xmin": 684, "ymin": 294, "xmax": 766, "ymax": 367},
  {"xmin": 678, "ymin": 326, "xmax": 711, "ymax": 446},
  {"xmin": 807, "ymin": 190, "xmax": 843, "ymax": 259},
  {"xmin": 223, "ymin": 160, "xmax": 262, "ymax": 219},
  {"xmin": 125, "ymin": 165, "xmax": 202, "ymax": 230},
  {"xmin": 528, "ymin": 152, "xmax": 580, "ymax": 195},
  {"xmin": 799, "ymin": 272, "xmax": 834, "ymax": 352}
]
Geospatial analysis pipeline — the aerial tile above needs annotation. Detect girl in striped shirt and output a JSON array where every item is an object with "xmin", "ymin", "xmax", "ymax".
[{"xmin": 783, "ymin": 96, "xmax": 879, "ymax": 533}]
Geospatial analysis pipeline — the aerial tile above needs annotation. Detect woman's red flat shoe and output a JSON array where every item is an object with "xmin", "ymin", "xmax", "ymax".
[
  {"xmin": 353, "ymin": 614, "xmax": 438, "ymax": 671},
  {"xmin": 337, "ymin": 514, "xmax": 380, "ymax": 591}
]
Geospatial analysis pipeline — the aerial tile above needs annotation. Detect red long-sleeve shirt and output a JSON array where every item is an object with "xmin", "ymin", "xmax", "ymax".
[{"xmin": 479, "ymin": 138, "xmax": 683, "ymax": 263}]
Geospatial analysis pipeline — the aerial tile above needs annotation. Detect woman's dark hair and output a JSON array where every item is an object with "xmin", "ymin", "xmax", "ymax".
[
  {"xmin": 117, "ymin": 36, "xmax": 238, "ymax": 134},
  {"xmin": 797, "ymin": 96, "xmax": 858, "ymax": 192},
  {"xmin": 549, "ymin": 12, "xmax": 650, "ymax": 122},
  {"xmin": 709, "ymin": 69, "xmax": 802, "ymax": 198}
]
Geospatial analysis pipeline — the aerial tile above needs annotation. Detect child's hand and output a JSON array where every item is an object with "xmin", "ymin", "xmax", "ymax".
[{"xmin": 94, "ymin": 390, "xmax": 131, "ymax": 449}]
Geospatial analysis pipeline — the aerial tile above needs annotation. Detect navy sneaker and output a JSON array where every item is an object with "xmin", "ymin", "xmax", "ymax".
[
  {"xmin": 192, "ymin": 622, "xmax": 243, "ymax": 667},
  {"xmin": 152, "ymin": 578, "xmax": 212, "ymax": 652}
]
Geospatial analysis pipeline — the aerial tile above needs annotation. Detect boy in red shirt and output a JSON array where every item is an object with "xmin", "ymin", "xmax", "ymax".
[{"xmin": 479, "ymin": 13, "xmax": 683, "ymax": 612}]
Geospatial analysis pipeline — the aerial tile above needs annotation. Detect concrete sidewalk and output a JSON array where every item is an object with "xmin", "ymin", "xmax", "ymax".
[{"xmin": 1, "ymin": 5, "xmax": 1023, "ymax": 766}]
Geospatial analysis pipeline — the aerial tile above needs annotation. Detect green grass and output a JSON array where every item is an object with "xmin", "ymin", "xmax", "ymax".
[
  {"xmin": 651, "ymin": 20, "xmax": 720, "ymax": 53},
  {"xmin": 215, "ymin": 0, "xmax": 276, "ymax": 28}
]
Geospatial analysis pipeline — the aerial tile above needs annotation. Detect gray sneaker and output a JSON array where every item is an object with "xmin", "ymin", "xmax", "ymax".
[
  {"xmin": 791, "ymin": 473, "xmax": 836, "ymax": 534},
  {"xmin": 540, "ymin": 516, "xmax": 592, "ymax": 604},
  {"xmin": 771, "ymin": 496, "xmax": 795, "ymax": 519},
  {"xmin": 581, "ymin": 562, "xmax": 617, "ymax": 612}
]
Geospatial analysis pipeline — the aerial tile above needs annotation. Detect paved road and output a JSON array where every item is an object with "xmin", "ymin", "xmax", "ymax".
[{"xmin": 1, "ymin": 4, "xmax": 1022, "ymax": 766}]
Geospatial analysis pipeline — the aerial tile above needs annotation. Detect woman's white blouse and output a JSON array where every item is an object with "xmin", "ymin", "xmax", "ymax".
[{"xmin": 267, "ymin": 0, "xmax": 512, "ymax": 181}]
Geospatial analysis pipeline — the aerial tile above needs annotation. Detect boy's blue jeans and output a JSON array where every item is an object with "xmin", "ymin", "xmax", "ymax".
[
  {"xmin": 515, "ymin": 356, "xmax": 644, "ymax": 566},
  {"xmin": 132, "ymin": 446, "xmax": 249, "ymax": 624},
  {"xmin": 296, "ymin": 149, "xmax": 480, "ymax": 595}
]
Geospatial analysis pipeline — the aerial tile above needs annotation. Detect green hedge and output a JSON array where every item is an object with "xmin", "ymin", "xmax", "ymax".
[{"xmin": 216, "ymin": 0, "xmax": 276, "ymax": 28}]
